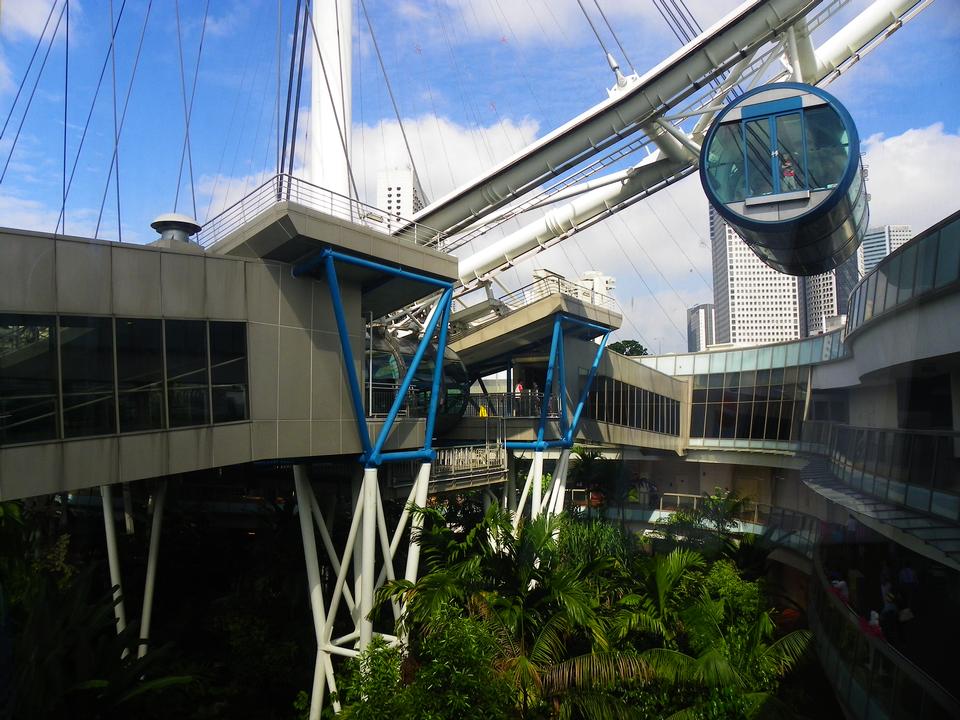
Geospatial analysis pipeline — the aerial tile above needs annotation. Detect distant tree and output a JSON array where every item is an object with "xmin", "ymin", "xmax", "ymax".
[{"xmin": 608, "ymin": 340, "xmax": 649, "ymax": 356}]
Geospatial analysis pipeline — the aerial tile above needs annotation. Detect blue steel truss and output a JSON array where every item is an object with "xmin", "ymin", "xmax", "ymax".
[
  {"xmin": 292, "ymin": 248, "xmax": 454, "ymax": 468},
  {"xmin": 505, "ymin": 313, "xmax": 610, "ymax": 452}
]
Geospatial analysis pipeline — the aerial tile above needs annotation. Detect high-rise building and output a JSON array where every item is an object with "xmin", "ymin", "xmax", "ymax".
[
  {"xmin": 687, "ymin": 304, "xmax": 716, "ymax": 352},
  {"xmin": 710, "ymin": 208, "xmax": 803, "ymax": 345},
  {"xmin": 858, "ymin": 225, "xmax": 912, "ymax": 276},
  {"xmin": 802, "ymin": 252, "xmax": 859, "ymax": 335},
  {"xmin": 376, "ymin": 167, "xmax": 428, "ymax": 220}
]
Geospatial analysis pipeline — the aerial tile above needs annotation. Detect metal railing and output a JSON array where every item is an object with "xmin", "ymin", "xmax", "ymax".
[
  {"xmin": 463, "ymin": 392, "xmax": 560, "ymax": 419},
  {"xmin": 364, "ymin": 382, "xmax": 422, "ymax": 418},
  {"xmin": 197, "ymin": 173, "xmax": 447, "ymax": 251},
  {"xmin": 432, "ymin": 443, "xmax": 507, "ymax": 481},
  {"xmin": 497, "ymin": 274, "xmax": 619, "ymax": 313},
  {"xmin": 801, "ymin": 421, "xmax": 960, "ymax": 522}
]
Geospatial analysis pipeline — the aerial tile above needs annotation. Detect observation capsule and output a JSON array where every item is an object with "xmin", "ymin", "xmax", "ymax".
[{"xmin": 699, "ymin": 82, "xmax": 868, "ymax": 276}]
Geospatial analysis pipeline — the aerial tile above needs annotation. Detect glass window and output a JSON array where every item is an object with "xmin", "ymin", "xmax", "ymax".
[
  {"xmin": 165, "ymin": 320, "xmax": 209, "ymax": 427},
  {"xmin": 863, "ymin": 272, "xmax": 877, "ymax": 323},
  {"xmin": 873, "ymin": 265, "xmax": 888, "ymax": 316},
  {"xmin": 691, "ymin": 403, "xmax": 706, "ymax": 438},
  {"xmin": 934, "ymin": 223, "xmax": 960, "ymax": 288},
  {"xmin": 116, "ymin": 319, "xmax": 165, "ymax": 432},
  {"xmin": 775, "ymin": 113, "xmax": 805, "ymax": 192},
  {"xmin": 707, "ymin": 373, "xmax": 724, "ymax": 402},
  {"xmin": 744, "ymin": 118, "xmax": 774, "ymax": 197},
  {"xmin": 915, "ymin": 232, "xmax": 938, "ymax": 295},
  {"xmin": 693, "ymin": 353, "xmax": 710, "ymax": 375},
  {"xmin": 897, "ymin": 243, "xmax": 918, "ymax": 304},
  {"xmin": 708, "ymin": 351, "xmax": 726, "ymax": 374},
  {"xmin": 804, "ymin": 105, "xmax": 849, "ymax": 190},
  {"xmin": 60, "ymin": 316, "xmax": 116, "ymax": 438},
  {"xmin": 704, "ymin": 403, "xmax": 721, "ymax": 437},
  {"xmin": 705, "ymin": 123, "xmax": 747, "ymax": 203},
  {"xmin": 0, "ymin": 314, "xmax": 59, "ymax": 444},
  {"xmin": 756, "ymin": 346, "xmax": 773, "ymax": 370},
  {"xmin": 771, "ymin": 344, "xmax": 787, "ymax": 368},
  {"xmin": 883, "ymin": 253, "xmax": 902, "ymax": 312},
  {"xmin": 210, "ymin": 322, "xmax": 248, "ymax": 423}
]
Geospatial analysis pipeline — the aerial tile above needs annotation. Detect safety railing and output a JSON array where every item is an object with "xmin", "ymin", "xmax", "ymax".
[
  {"xmin": 801, "ymin": 421, "xmax": 960, "ymax": 522},
  {"xmin": 497, "ymin": 274, "xmax": 619, "ymax": 313},
  {"xmin": 432, "ymin": 443, "xmax": 507, "ymax": 481},
  {"xmin": 196, "ymin": 173, "xmax": 447, "ymax": 251},
  {"xmin": 463, "ymin": 392, "xmax": 560, "ymax": 419},
  {"xmin": 846, "ymin": 209, "xmax": 960, "ymax": 339},
  {"xmin": 364, "ymin": 382, "xmax": 422, "ymax": 418}
]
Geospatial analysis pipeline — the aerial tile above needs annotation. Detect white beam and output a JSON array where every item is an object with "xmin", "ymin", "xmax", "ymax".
[
  {"xmin": 100, "ymin": 485, "xmax": 128, "ymax": 641},
  {"xmin": 137, "ymin": 479, "xmax": 167, "ymax": 659}
]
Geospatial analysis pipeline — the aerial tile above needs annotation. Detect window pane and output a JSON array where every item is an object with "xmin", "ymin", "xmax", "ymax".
[
  {"xmin": 210, "ymin": 322, "xmax": 248, "ymax": 423},
  {"xmin": 116, "ymin": 319, "xmax": 164, "ymax": 432},
  {"xmin": 166, "ymin": 320, "xmax": 209, "ymax": 427},
  {"xmin": 0, "ymin": 314, "xmax": 58, "ymax": 444},
  {"xmin": 863, "ymin": 272, "xmax": 877, "ymax": 322},
  {"xmin": 804, "ymin": 105, "xmax": 849, "ymax": 190},
  {"xmin": 60, "ymin": 316, "xmax": 115, "ymax": 438},
  {"xmin": 883, "ymin": 253, "xmax": 902, "ymax": 312},
  {"xmin": 691, "ymin": 403, "xmax": 706, "ymax": 437},
  {"xmin": 705, "ymin": 123, "xmax": 747, "ymax": 203},
  {"xmin": 934, "ymin": 222, "xmax": 960, "ymax": 288},
  {"xmin": 897, "ymin": 243, "xmax": 918, "ymax": 304},
  {"xmin": 744, "ymin": 118, "xmax": 774, "ymax": 197},
  {"xmin": 915, "ymin": 233, "xmax": 938, "ymax": 295},
  {"xmin": 775, "ymin": 113, "xmax": 805, "ymax": 192}
]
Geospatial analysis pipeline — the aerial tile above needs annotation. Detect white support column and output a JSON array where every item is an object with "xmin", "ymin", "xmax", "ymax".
[
  {"xmin": 294, "ymin": 465, "xmax": 330, "ymax": 720},
  {"xmin": 403, "ymin": 462, "xmax": 432, "ymax": 583},
  {"xmin": 505, "ymin": 451, "xmax": 517, "ymax": 512},
  {"xmin": 137, "ymin": 479, "xmax": 167, "ymax": 659},
  {"xmin": 121, "ymin": 483, "xmax": 135, "ymax": 535},
  {"xmin": 512, "ymin": 456, "xmax": 537, "ymax": 532},
  {"xmin": 530, "ymin": 451, "xmax": 544, "ymax": 521},
  {"xmin": 100, "ymin": 484, "xmax": 127, "ymax": 637},
  {"xmin": 359, "ymin": 467, "xmax": 378, "ymax": 649},
  {"xmin": 552, "ymin": 448, "xmax": 571, "ymax": 517}
]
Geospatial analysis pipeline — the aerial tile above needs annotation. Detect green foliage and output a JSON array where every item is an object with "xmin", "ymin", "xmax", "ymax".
[
  {"xmin": 335, "ymin": 637, "xmax": 407, "ymax": 720},
  {"xmin": 608, "ymin": 340, "xmax": 649, "ymax": 356}
]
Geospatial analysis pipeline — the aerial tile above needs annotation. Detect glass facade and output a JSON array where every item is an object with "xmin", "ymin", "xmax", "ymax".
[
  {"xmin": 846, "ymin": 210, "xmax": 960, "ymax": 336},
  {"xmin": 585, "ymin": 376, "xmax": 680, "ymax": 436},
  {"xmin": 0, "ymin": 314, "xmax": 248, "ymax": 446}
]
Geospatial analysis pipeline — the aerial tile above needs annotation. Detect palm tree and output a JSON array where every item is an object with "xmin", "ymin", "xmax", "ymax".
[
  {"xmin": 381, "ymin": 507, "xmax": 648, "ymax": 718},
  {"xmin": 642, "ymin": 593, "xmax": 810, "ymax": 719}
]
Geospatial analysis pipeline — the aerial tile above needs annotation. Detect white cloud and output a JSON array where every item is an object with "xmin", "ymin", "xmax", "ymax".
[
  {"xmin": 0, "ymin": 0, "xmax": 59, "ymax": 39},
  {"xmin": 0, "ymin": 53, "xmax": 11, "ymax": 94},
  {"xmin": 862, "ymin": 123, "xmax": 960, "ymax": 232},
  {"xmin": 350, "ymin": 114, "xmax": 540, "ymax": 205},
  {"xmin": 196, "ymin": 169, "xmax": 275, "ymax": 222}
]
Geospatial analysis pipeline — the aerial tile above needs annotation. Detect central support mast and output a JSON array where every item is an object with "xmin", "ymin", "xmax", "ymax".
[{"xmin": 309, "ymin": 0, "xmax": 353, "ymax": 198}]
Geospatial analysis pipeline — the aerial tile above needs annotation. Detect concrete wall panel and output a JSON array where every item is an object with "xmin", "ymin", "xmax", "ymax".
[
  {"xmin": 245, "ymin": 262, "xmax": 281, "ymax": 324},
  {"xmin": 112, "ymin": 246, "xmax": 162, "ymax": 317},
  {"xmin": 247, "ymin": 322, "xmax": 279, "ymax": 420},
  {"xmin": 0, "ymin": 443, "xmax": 63, "ymax": 500},
  {"xmin": 278, "ymin": 326, "xmax": 311, "ymax": 420},
  {"xmin": 212, "ymin": 423, "xmax": 252, "ymax": 467},
  {"xmin": 0, "ymin": 232, "xmax": 55, "ymax": 313},
  {"xmin": 119, "ymin": 432, "xmax": 168, "ymax": 482},
  {"xmin": 161, "ymin": 253, "xmax": 205, "ymax": 318},
  {"xmin": 205, "ymin": 257, "xmax": 246, "ymax": 320},
  {"xmin": 57, "ymin": 240, "xmax": 112, "ymax": 315}
]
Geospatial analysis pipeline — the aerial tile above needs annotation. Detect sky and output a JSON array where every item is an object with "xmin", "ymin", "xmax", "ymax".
[{"xmin": 1, "ymin": 0, "xmax": 959, "ymax": 353}]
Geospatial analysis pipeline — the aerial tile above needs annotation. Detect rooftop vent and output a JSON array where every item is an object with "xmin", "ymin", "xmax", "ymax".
[{"xmin": 150, "ymin": 213, "xmax": 202, "ymax": 244}]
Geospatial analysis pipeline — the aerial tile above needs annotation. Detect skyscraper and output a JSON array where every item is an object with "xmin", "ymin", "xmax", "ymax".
[
  {"xmin": 858, "ymin": 225, "xmax": 912, "ymax": 276},
  {"xmin": 711, "ymin": 208, "xmax": 803, "ymax": 345},
  {"xmin": 687, "ymin": 304, "xmax": 716, "ymax": 352},
  {"xmin": 802, "ymin": 251, "xmax": 859, "ymax": 335}
]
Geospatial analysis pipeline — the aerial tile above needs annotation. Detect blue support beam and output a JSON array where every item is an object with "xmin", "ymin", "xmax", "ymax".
[
  {"xmin": 537, "ymin": 316, "xmax": 563, "ymax": 444},
  {"xmin": 295, "ymin": 248, "xmax": 455, "ymax": 469},
  {"xmin": 565, "ymin": 330, "xmax": 610, "ymax": 446}
]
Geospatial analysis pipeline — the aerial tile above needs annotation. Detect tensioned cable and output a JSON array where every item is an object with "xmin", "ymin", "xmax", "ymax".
[
  {"xmin": 592, "ymin": 0, "xmax": 635, "ymax": 72},
  {"xmin": 56, "ymin": 0, "xmax": 129, "ymax": 235},
  {"xmin": 357, "ymin": 0, "xmax": 419, "ymax": 187},
  {"xmin": 0, "ymin": 0, "xmax": 58, "ymax": 144},
  {"xmin": 108, "ymin": 0, "xmax": 122, "ymax": 242},
  {"xmin": 279, "ymin": 0, "xmax": 304, "ymax": 177},
  {"xmin": 1, "ymin": 0, "xmax": 66, "ymax": 185},
  {"xmin": 172, "ymin": 0, "xmax": 210, "ymax": 219},
  {"xmin": 276, "ymin": 0, "xmax": 282, "ymax": 180},
  {"xmin": 60, "ymin": 0, "xmax": 69, "ymax": 235},
  {"xmin": 575, "ymin": 0, "xmax": 612, "ymax": 59},
  {"xmin": 305, "ymin": 0, "xmax": 361, "ymax": 200},
  {"xmin": 95, "ymin": 0, "xmax": 154, "ymax": 238},
  {"xmin": 285, "ymin": 1, "xmax": 309, "ymax": 178},
  {"xmin": 613, "ymin": 212, "xmax": 693, "ymax": 312},
  {"xmin": 643, "ymin": 194, "xmax": 713, "ymax": 291}
]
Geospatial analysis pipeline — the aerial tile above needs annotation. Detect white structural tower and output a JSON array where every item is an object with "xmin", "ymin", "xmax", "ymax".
[
  {"xmin": 858, "ymin": 225, "xmax": 913, "ymax": 276},
  {"xmin": 711, "ymin": 209, "xmax": 803, "ymax": 346},
  {"xmin": 376, "ymin": 168, "xmax": 428, "ymax": 220},
  {"xmin": 309, "ymin": 0, "xmax": 353, "ymax": 197}
]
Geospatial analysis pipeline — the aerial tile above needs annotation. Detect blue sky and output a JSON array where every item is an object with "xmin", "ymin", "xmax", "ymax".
[{"xmin": 1, "ymin": 0, "xmax": 958, "ymax": 352}]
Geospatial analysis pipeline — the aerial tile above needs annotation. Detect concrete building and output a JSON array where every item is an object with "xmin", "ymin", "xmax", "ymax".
[
  {"xmin": 858, "ymin": 224, "xmax": 912, "ymax": 276},
  {"xmin": 710, "ymin": 208, "xmax": 803, "ymax": 345},
  {"xmin": 687, "ymin": 303, "xmax": 716, "ymax": 351},
  {"xmin": 802, "ymin": 252, "xmax": 859, "ymax": 335}
]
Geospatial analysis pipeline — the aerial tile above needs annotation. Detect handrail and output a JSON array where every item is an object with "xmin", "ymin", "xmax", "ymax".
[
  {"xmin": 464, "ymin": 392, "xmax": 560, "ymax": 419},
  {"xmin": 497, "ymin": 275, "xmax": 619, "ymax": 312},
  {"xmin": 196, "ymin": 173, "xmax": 448, "ymax": 251}
]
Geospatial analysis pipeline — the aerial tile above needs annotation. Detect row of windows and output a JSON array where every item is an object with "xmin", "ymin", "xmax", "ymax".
[
  {"xmin": 0, "ymin": 314, "xmax": 248, "ymax": 446},
  {"xmin": 847, "ymin": 214, "xmax": 960, "ymax": 335},
  {"xmin": 584, "ymin": 376, "xmax": 681, "ymax": 436}
]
